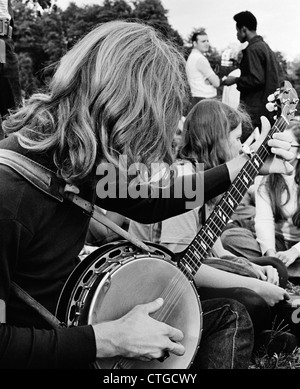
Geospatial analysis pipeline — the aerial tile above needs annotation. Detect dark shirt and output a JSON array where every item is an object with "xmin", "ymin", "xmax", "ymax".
[
  {"xmin": 0, "ymin": 134, "xmax": 230, "ymax": 368},
  {"xmin": 236, "ymin": 35, "xmax": 281, "ymax": 129}
]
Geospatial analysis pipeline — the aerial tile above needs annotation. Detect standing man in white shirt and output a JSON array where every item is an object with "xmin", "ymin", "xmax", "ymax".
[{"xmin": 186, "ymin": 31, "xmax": 220, "ymax": 111}]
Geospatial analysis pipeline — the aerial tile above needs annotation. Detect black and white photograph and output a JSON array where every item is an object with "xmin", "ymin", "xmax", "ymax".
[{"xmin": 1, "ymin": 0, "xmax": 300, "ymax": 372}]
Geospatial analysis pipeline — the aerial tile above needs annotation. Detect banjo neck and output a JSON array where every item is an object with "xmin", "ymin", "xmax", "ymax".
[{"xmin": 179, "ymin": 81, "xmax": 298, "ymax": 279}]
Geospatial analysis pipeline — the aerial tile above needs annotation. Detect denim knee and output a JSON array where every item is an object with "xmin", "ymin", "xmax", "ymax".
[
  {"xmin": 225, "ymin": 288, "xmax": 272, "ymax": 335},
  {"xmin": 195, "ymin": 298, "xmax": 254, "ymax": 369}
]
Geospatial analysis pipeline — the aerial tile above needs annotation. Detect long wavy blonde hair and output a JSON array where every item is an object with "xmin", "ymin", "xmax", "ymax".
[{"xmin": 3, "ymin": 20, "xmax": 187, "ymax": 183}]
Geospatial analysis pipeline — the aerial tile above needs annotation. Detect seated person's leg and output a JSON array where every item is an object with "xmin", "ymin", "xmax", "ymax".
[
  {"xmin": 198, "ymin": 287, "xmax": 271, "ymax": 337},
  {"xmin": 221, "ymin": 226, "xmax": 261, "ymax": 258},
  {"xmin": 198, "ymin": 286, "xmax": 297, "ymax": 356},
  {"xmin": 192, "ymin": 298, "xmax": 254, "ymax": 369}
]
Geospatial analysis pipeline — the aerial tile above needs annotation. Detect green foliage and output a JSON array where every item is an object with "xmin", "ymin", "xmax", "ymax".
[
  {"xmin": 35, "ymin": 0, "xmax": 52, "ymax": 8},
  {"xmin": 9, "ymin": 0, "xmax": 300, "ymax": 103},
  {"xmin": 133, "ymin": 0, "xmax": 184, "ymax": 47},
  {"xmin": 20, "ymin": 0, "xmax": 53, "ymax": 9},
  {"xmin": 11, "ymin": 0, "xmax": 185, "ymax": 95},
  {"xmin": 17, "ymin": 52, "xmax": 39, "ymax": 96},
  {"xmin": 12, "ymin": 0, "xmax": 66, "ymax": 94},
  {"xmin": 61, "ymin": 3, "xmax": 105, "ymax": 49}
]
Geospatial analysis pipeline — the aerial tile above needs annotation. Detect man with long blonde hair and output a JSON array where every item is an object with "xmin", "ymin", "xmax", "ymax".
[{"xmin": 0, "ymin": 20, "xmax": 295, "ymax": 369}]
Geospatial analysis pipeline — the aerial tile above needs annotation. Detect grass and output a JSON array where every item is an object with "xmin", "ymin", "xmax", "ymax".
[
  {"xmin": 250, "ymin": 350, "xmax": 300, "ymax": 369},
  {"xmin": 249, "ymin": 280, "xmax": 300, "ymax": 369}
]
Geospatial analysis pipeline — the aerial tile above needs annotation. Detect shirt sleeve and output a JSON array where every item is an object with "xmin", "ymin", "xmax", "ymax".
[
  {"xmin": 196, "ymin": 55, "xmax": 215, "ymax": 79},
  {"xmin": 254, "ymin": 176, "xmax": 276, "ymax": 254},
  {"xmin": 236, "ymin": 49, "xmax": 266, "ymax": 91},
  {"xmin": 0, "ymin": 219, "xmax": 96, "ymax": 368},
  {"xmin": 97, "ymin": 163, "xmax": 231, "ymax": 223},
  {"xmin": 196, "ymin": 56, "xmax": 220, "ymax": 87},
  {"xmin": 0, "ymin": 322, "xmax": 96, "ymax": 368}
]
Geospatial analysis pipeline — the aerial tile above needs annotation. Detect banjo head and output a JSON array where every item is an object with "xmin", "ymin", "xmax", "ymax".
[{"xmin": 56, "ymin": 241, "xmax": 202, "ymax": 369}]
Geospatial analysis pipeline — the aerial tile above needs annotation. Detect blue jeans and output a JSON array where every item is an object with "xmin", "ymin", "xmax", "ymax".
[{"xmin": 192, "ymin": 298, "xmax": 254, "ymax": 369}]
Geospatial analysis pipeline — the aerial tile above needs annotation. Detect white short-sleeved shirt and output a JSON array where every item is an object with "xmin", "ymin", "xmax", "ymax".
[{"xmin": 186, "ymin": 49, "xmax": 217, "ymax": 98}]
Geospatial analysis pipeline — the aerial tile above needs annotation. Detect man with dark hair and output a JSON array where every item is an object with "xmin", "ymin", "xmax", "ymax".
[
  {"xmin": 223, "ymin": 11, "xmax": 282, "ymax": 131},
  {"xmin": 186, "ymin": 31, "xmax": 220, "ymax": 110},
  {"xmin": 235, "ymin": 10, "xmax": 257, "ymax": 31}
]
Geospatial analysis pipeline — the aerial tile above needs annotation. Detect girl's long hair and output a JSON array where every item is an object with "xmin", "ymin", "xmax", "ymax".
[
  {"xmin": 3, "ymin": 20, "xmax": 188, "ymax": 183},
  {"xmin": 258, "ymin": 121, "xmax": 300, "ymax": 227},
  {"xmin": 179, "ymin": 99, "xmax": 252, "ymax": 169}
]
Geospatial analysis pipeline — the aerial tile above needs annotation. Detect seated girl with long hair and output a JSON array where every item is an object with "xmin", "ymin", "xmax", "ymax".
[{"xmin": 222, "ymin": 120, "xmax": 300, "ymax": 278}]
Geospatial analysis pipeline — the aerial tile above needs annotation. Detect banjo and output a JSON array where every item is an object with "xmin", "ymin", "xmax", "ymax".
[{"xmin": 54, "ymin": 81, "xmax": 298, "ymax": 369}]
